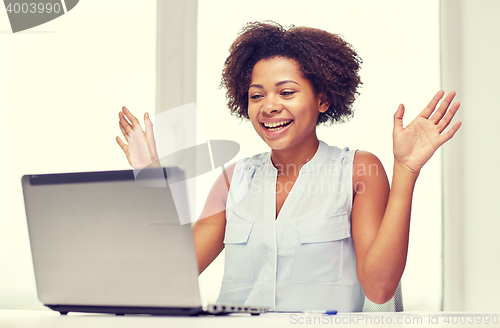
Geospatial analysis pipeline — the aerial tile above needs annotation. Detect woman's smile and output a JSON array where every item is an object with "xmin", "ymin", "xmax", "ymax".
[{"xmin": 261, "ymin": 119, "xmax": 293, "ymax": 135}]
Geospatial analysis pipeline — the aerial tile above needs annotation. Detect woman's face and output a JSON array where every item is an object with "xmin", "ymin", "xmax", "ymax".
[{"xmin": 247, "ymin": 56, "xmax": 329, "ymax": 152}]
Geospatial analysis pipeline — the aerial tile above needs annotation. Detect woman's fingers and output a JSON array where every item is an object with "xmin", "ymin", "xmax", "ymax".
[
  {"xmin": 419, "ymin": 90, "xmax": 445, "ymax": 119},
  {"xmin": 119, "ymin": 106, "xmax": 143, "ymax": 136},
  {"xmin": 116, "ymin": 136, "xmax": 131, "ymax": 164},
  {"xmin": 116, "ymin": 135, "xmax": 127, "ymax": 150},
  {"xmin": 144, "ymin": 112, "xmax": 159, "ymax": 160},
  {"xmin": 437, "ymin": 121, "xmax": 462, "ymax": 148},
  {"xmin": 118, "ymin": 111, "xmax": 133, "ymax": 135},
  {"xmin": 393, "ymin": 104, "xmax": 405, "ymax": 136},
  {"xmin": 437, "ymin": 101, "xmax": 461, "ymax": 133},
  {"xmin": 122, "ymin": 106, "xmax": 141, "ymax": 129},
  {"xmin": 119, "ymin": 121, "xmax": 129, "ymax": 142},
  {"xmin": 416, "ymin": 90, "xmax": 460, "ymax": 133},
  {"xmin": 429, "ymin": 91, "xmax": 456, "ymax": 124}
]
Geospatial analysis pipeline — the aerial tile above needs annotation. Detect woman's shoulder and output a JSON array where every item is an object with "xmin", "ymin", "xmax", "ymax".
[
  {"xmin": 319, "ymin": 140, "xmax": 380, "ymax": 167},
  {"xmin": 318, "ymin": 141, "xmax": 386, "ymax": 183},
  {"xmin": 320, "ymin": 140, "xmax": 357, "ymax": 162},
  {"xmin": 353, "ymin": 150, "xmax": 381, "ymax": 166},
  {"xmin": 352, "ymin": 150, "xmax": 387, "ymax": 185}
]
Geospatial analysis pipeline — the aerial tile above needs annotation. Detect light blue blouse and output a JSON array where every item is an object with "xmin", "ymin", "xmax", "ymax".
[{"xmin": 217, "ymin": 140, "xmax": 365, "ymax": 312}]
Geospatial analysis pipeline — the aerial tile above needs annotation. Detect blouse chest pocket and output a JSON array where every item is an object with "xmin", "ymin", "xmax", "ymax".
[
  {"xmin": 222, "ymin": 218, "xmax": 254, "ymax": 283},
  {"xmin": 291, "ymin": 212, "xmax": 350, "ymax": 283}
]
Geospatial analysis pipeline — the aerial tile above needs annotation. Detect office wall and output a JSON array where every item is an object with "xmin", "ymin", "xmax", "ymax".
[
  {"xmin": 441, "ymin": 0, "xmax": 500, "ymax": 311},
  {"xmin": 0, "ymin": 1, "xmax": 157, "ymax": 309},
  {"xmin": 196, "ymin": 0, "xmax": 443, "ymax": 310}
]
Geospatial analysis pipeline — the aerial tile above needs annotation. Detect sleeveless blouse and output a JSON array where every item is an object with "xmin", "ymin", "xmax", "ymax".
[{"xmin": 217, "ymin": 140, "xmax": 365, "ymax": 312}]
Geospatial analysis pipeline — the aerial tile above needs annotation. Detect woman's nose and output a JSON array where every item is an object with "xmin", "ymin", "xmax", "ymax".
[{"xmin": 261, "ymin": 95, "xmax": 283, "ymax": 114}]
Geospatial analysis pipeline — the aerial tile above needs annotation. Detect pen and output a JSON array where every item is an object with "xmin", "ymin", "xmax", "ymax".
[{"xmin": 302, "ymin": 310, "xmax": 337, "ymax": 315}]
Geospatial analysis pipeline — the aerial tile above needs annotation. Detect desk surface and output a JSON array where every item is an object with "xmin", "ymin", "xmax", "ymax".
[{"xmin": 1, "ymin": 309, "xmax": 500, "ymax": 328}]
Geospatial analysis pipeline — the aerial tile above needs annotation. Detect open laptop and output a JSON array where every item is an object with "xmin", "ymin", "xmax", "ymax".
[{"xmin": 21, "ymin": 168, "xmax": 268, "ymax": 316}]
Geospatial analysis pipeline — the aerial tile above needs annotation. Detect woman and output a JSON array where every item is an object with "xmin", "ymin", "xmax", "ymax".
[{"xmin": 116, "ymin": 21, "xmax": 461, "ymax": 312}]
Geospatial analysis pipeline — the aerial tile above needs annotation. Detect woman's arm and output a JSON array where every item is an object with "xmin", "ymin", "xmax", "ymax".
[
  {"xmin": 192, "ymin": 163, "xmax": 236, "ymax": 274},
  {"xmin": 115, "ymin": 106, "xmax": 233, "ymax": 274},
  {"xmin": 352, "ymin": 90, "xmax": 461, "ymax": 304},
  {"xmin": 352, "ymin": 152, "xmax": 415, "ymax": 304}
]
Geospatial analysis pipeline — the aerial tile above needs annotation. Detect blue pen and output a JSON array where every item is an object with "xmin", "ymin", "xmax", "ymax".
[{"xmin": 303, "ymin": 310, "xmax": 337, "ymax": 315}]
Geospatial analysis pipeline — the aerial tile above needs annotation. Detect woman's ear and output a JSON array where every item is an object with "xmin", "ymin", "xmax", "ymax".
[{"xmin": 318, "ymin": 94, "xmax": 330, "ymax": 113}]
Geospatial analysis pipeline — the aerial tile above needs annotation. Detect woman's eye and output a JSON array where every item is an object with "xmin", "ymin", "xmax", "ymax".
[
  {"xmin": 281, "ymin": 91, "xmax": 295, "ymax": 96},
  {"xmin": 250, "ymin": 94, "xmax": 263, "ymax": 99}
]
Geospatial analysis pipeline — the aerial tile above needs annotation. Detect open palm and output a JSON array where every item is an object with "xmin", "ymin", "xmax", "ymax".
[
  {"xmin": 116, "ymin": 106, "xmax": 160, "ymax": 169},
  {"xmin": 393, "ymin": 91, "xmax": 462, "ymax": 174}
]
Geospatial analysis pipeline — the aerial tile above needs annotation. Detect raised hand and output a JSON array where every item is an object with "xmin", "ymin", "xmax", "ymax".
[
  {"xmin": 116, "ymin": 106, "xmax": 160, "ymax": 169},
  {"xmin": 393, "ymin": 90, "xmax": 462, "ymax": 174}
]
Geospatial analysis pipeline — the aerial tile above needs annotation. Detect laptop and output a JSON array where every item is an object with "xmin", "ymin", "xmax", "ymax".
[{"xmin": 21, "ymin": 167, "xmax": 268, "ymax": 316}]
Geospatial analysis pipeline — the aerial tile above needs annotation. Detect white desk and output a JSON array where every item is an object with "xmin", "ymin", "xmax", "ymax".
[{"xmin": 1, "ymin": 310, "xmax": 500, "ymax": 328}]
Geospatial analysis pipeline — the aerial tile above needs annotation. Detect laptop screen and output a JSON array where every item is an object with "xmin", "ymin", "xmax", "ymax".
[{"xmin": 22, "ymin": 168, "xmax": 202, "ymax": 308}]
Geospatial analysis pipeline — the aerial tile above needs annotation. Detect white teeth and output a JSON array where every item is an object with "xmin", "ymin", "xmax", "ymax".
[
  {"xmin": 263, "ymin": 120, "xmax": 291, "ymax": 128},
  {"xmin": 263, "ymin": 120, "xmax": 293, "ymax": 132}
]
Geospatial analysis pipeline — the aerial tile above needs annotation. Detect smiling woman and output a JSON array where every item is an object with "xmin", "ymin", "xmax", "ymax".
[
  {"xmin": 196, "ymin": 0, "xmax": 444, "ymax": 311},
  {"xmin": 184, "ymin": 19, "xmax": 459, "ymax": 312},
  {"xmin": 113, "ymin": 2, "xmax": 455, "ymax": 313}
]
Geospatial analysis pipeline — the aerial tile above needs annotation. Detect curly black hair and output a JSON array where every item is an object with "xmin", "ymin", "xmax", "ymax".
[{"xmin": 220, "ymin": 21, "xmax": 362, "ymax": 125}]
